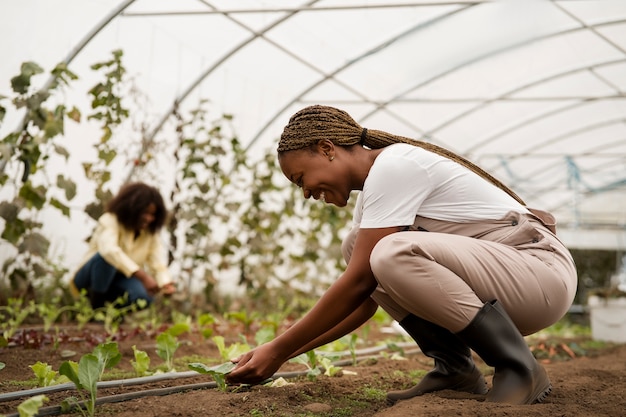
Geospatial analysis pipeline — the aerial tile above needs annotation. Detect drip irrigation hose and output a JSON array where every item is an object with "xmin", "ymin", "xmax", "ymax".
[{"xmin": 1, "ymin": 343, "xmax": 421, "ymax": 417}]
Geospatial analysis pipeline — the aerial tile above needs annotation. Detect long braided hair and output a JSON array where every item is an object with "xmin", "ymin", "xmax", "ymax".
[{"xmin": 278, "ymin": 104, "xmax": 525, "ymax": 205}]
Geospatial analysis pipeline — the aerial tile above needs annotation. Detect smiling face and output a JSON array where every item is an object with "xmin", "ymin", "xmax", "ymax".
[
  {"xmin": 138, "ymin": 203, "xmax": 157, "ymax": 231},
  {"xmin": 278, "ymin": 146, "xmax": 352, "ymax": 207}
]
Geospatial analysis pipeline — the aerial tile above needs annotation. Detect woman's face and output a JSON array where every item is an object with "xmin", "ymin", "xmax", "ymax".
[
  {"xmin": 279, "ymin": 148, "xmax": 351, "ymax": 207},
  {"xmin": 139, "ymin": 203, "xmax": 157, "ymax": 230}
]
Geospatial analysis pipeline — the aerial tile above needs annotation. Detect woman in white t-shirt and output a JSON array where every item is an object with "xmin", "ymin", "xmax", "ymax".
[{"xmin": 227, "ymin": 105, "xmax": 577, "ymax": 406}]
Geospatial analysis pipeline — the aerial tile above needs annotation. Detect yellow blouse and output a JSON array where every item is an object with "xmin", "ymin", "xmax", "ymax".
[{"xmin": 77, "ymin": 212, "xmax": 172, "ymax": 287}]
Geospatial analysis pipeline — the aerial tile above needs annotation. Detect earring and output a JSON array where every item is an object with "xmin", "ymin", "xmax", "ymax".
[{"xmin": 330, "ymin": 156, "xmax": 334, "ymax": 161}]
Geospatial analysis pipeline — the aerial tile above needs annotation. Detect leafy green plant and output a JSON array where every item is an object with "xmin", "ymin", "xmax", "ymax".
[
  {"xmin": 58, "ymin": 342, "xmax": 121, "ymax": 417},
  {"xmin": 0, "ymin": 298, "xmax": 36, "ymax": 338},
  {"xmin": 155, "ymin": 332, "xmax": 179, "ymax": 372},
  {"xmin": 212, "ymin": 335, "xmax": 250, "ymax": 362},
  {"xmin": 35, "ymin": 299, "xmax": 77, "ymax": 331},
  {"xmin": 15, "ymin": 394, "xmax": 49, "ymax": 417},
  {"xmin": 130, "ymin": 345, "xmax": 151, "ymax": 377},
  {"xmin": 197, "ymin": 312, "xmax": 216, "ymax": 339},
  {"xmin": 188, "ymin": 361, "xmax": 236, "ymax": 391},
  {"xmin": 29, "ymin": 361, "xmax": 70, "ymax": 387}
]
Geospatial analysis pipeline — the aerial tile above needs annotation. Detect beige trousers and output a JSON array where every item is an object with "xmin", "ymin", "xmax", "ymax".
[{"xmin": 341, "ymin": 211, "xmax": 578, "ymax": 335}]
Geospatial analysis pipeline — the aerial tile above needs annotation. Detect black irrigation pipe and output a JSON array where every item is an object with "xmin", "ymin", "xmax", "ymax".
[{"xmin": 2, "ymin": 345, "xmax": 421, "ymax": 417}]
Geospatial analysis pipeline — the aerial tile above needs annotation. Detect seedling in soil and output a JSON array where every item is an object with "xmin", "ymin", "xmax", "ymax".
[
  {"xmin": 59, "ymin": 342, "xmax": 122, "ymax": 417},
  {"xmin": 156, "ymin": 332, "xmax": 179, "ymax": 372},
  {"xmin": 212, "ymin": 335, "xmax": 250, "ymax": 362},
  {"xmin": 188, "ymin": 361, "xmax": 237, "ymax": 391},
  {"xmin": 30, "ymin": 361, "xmax": 70, "ymax": 387},
  {"xmin": 15, "ymin": 394, "xmax": 49, "ymax": 417},
  {"xmin": 130, "ymin": 345, "xmax": 152, "ymax": 376}
]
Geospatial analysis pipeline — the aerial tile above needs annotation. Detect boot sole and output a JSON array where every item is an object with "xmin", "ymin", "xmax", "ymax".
[{"xmin": 532, "ymin": 382, "xmax": 552, "ymax": 404}]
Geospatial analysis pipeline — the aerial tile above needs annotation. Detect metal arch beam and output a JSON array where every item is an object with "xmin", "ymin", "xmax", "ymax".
[
  {"xmin": 465, "ymin": 59, "xmax": 626, "ymax": 155},
  {"xmin": 130, "ymin": 1, "xmax": 480, "ymax": 165},
  {"xmin": 485, "ymin": 116, "xmax": 626, "ymax": 170},
  {"xmin": 481, "ymin": 117, "xmax": 626, "ymax": 191},
  {"xmin": 418, "ymin": 22, "xmax": 626, "ymax": 144},
  {"xmin": 0, "ymin": 0, "xmax": 137, "ymax": 174},
  {"xmin": 244, "ymin": 3, "xmax": 478, "ymax": 151},
  {"xmin": 354, "ymin": 19, "xmax": 626, "ymax": 141},
  {"xmin": 122, "ymin": 1, "xmax": 492, "ymax": 16},
  {"xmin": 124, "ymin": 0, "xmax": 324, "ymax": 181}
]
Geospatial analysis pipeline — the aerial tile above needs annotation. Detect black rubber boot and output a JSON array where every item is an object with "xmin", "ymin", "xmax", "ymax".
[
  {"xmin": 457, "ymin": 300, "xmax": 552, "ymax": 405},
  {"xmin": 387, "ymin": 314, "xmax": 488, "ymax": 405}
]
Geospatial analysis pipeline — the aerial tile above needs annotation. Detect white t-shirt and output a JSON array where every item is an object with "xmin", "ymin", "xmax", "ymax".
[{"xmin": 353, "ymin": 143, "xmax": 529, "ymax": 229}]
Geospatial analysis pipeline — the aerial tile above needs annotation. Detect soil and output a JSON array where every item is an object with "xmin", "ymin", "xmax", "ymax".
[{"xmin": 1, "ymin": 321, "xmax": 625, "ymax": 417}]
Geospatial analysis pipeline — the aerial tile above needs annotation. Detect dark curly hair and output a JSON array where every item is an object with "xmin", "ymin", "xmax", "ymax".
[{"xmin": 105, "ymin": 182, "xmax": 167, "ymax": 234}]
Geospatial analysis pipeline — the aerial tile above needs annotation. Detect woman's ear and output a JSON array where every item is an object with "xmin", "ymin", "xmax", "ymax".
[{"xmin": 317, "ymin": 139, "xmax": 334, "ymax": 156}]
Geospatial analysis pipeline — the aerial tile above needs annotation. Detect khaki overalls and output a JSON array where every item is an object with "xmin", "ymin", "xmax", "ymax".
[{"xmin": 341, "ymin": 210, "xmax": 578, "ymax": 335}]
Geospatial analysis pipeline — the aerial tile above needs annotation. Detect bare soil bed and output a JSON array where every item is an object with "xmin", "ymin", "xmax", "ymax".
[{"xmin": 1, "ymin": 321, "xmax": 625, "ymax": 417}]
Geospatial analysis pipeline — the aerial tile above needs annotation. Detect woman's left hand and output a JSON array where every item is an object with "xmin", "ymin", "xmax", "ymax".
[{"xmin": 226, "ymin": 342, "xmax": 286, "ymax": 385}]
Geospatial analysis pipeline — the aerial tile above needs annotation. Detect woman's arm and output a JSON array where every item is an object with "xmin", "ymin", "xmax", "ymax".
[
  {"xmin": 289, "ymin": 297, "xmax": 379, "ymax": 358},
  {"xmin": 227, "ymin": 226, "xmax": 402, "ymax": 384}
]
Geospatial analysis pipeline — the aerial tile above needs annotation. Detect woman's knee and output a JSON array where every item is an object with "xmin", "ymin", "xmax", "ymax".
[{"xmin": 370, "ymin": 234, "xmax": 408, "ymax": 282}]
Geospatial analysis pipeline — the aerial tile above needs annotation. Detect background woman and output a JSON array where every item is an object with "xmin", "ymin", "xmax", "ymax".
[{"xmin": 70, "ymin": 182, "xmax": 175, "ymax": 310}]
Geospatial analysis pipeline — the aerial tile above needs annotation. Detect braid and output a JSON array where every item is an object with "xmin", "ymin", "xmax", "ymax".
[{"xmin": 278, "ymin": 105, "xmax": 525, "ymax": 205}]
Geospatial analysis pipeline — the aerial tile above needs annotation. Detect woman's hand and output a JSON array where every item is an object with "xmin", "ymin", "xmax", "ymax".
[
  {"xmin": 226, "ymin": 342, "xmax": 286, "ymax": 385},
  {"xmin": 160, "ymin": 282, "xmax": 176, "ymax": 296},
  {"xmin": 133, "ymin": 270, "xmax": 160, "ymax": 295}
]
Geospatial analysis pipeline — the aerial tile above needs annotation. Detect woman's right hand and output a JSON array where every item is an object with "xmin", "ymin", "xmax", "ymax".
[
  {"xmin": 133, "ymin": 269, "xmax": 160, "ymax": 295},
  {"xmin": 226, "ymin": 342, "xmax": 286, "ymax": 385}
]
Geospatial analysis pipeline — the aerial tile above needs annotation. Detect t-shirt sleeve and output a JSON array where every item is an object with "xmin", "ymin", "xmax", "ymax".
[{"xmin": 359, "ymin": 153, "xmax": 433, "ymax": 229}]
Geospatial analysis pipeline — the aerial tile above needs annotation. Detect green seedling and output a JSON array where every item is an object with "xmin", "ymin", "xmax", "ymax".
[
  {"xmin": 59, "ymin": 342, "xmax": 121, "ymax": 417},
  {"xmin": 197, "ymin": 313, "xmax": 215, "ymax": 339},
  {"xmin": 131, "ymin": 345, "xmax": 152, "ymax": 376},
  {"xmin": 188, "ymin": 361, "xmax": 236, "ymax": 391},
  {"xmin": 156, "ymin": 331, "xmax": 179, "ymax": 372},
  {"xmin": 0, "ymin": 362, "xmax": 4, "ymax": 371},
  {"xmin": 15, "ymin": 394, "xmax": 49, "ymax": 417},
  {"xmin": 0, "ymin": 298, "xmax": 36, "ymax": 339},
  {"xmin": 36, "ymin": 300, "xmax": 77, "ymax": 332},
  {"xmin": 30, "ymin": 361, "xmax": 70, "ymax": 387},
  {"xmin": 254, "ymin": 325, "xmax": 275, "ymax": 346},
  {"xmin": 290, "ymin": 351, "xmax": 321, "ymax": 380},
  {"xmin": 212, "ymin": 335, "xmax": 250, "ymax": 362}
]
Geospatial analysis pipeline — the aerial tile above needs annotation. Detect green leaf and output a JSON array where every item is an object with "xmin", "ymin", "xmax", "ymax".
[
  {"xmin": 131, "ymin": 345, "xmax": 151, "ymax": 376},
  {"xmin": 156, "ymin": 332, "xmax": 179, "ymax": 363},
  {"xmin": 59, "ymin": 361, "xmax": 81, "ymax": 389},
  {"xmin": 93, "ymin": 342, "xmax": 122, "ymax": 370},
  {"xmin": 98, "ymin": 148, "xmax": 117, "ymax": 165},
  {"xmin": 56, "ymin": 174, "xmax": 77, "ymax": 200},
  {"xmin": 77, "ymin": 354, "xmax": 101, "ymax": 393},
  {"xmin": 53, "ymin": 144, "xmax": 70, "ymax": 159},
  {"xmin": 0, "ymin": 362, "xmax": 5, "ymax": 370},
  {"xmin": 66, "ymin": 106, "xmax": 81, "ymax": 122},
  {"xmin": 30, "ymin": 361, "xmax": 57, "ymax": 387},
  {"xmin": 16, "ymin": 394, "xmax": 48, "ymax": 417},
  {"xmin": 18, "ymin": 232, "xmax": 50, "ymax": 257},
  {"xmin": 166, "ymin": 322, "xmax": 190, "ymax": 337},
  {"xmin": 18, "ymin": 183, "xmax": 46, "ymax": 210},
  {"xmin": 0, "ymin": 201, "xmax": 20, "ymax": 222},
  {"xmin": 50, "ymin": 198, "xmax": 70, "ymax": 217}
]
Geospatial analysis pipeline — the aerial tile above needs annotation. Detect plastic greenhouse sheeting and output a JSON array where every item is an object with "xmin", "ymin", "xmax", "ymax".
[{"xmin": 1, "ymin": 0, "xmax": 625, "ymax": 257}]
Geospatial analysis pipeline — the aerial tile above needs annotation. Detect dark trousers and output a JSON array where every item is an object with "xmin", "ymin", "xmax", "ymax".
[{"xmin": 74, "ymin": 253, "xmax": 153, "ymax": 308}]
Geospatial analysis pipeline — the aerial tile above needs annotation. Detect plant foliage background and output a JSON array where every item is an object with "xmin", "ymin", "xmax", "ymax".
[{"xmin": 0, "ymin": 51, "xmax": 354, "ymax": 313}]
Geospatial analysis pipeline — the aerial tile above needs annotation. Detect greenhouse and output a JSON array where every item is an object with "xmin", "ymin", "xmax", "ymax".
[{"xmin": 1, "ymin": 1, "xmax": 626, "ymax": 415}]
